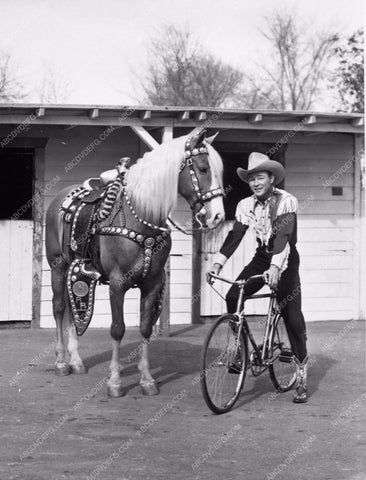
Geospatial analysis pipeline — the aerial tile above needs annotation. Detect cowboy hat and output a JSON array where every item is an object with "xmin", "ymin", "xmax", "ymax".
[{"xmin": 237, "ymin": 152, "xmax": 285, "ymax": 185}]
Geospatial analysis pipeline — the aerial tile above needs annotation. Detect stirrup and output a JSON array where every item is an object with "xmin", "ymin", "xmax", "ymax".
[
  {"xmin": 66, "ymin": 259, "xmax": 100, "ymax": 336},
  {"xmin": 80, "ymin": 261, "xmax": 101, "ymax": 279}
]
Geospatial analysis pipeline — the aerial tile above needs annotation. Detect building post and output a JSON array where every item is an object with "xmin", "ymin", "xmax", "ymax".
[
  {"xmin": 32, "ymin": 147, "xmax": 45, "ymax": 328},
  {"xmin": 158, "ymin": 126, "xmax": 174, "ymax": 336},
  {"xmin": 354, "ymin": 134, "xmax": 365, "ymax": 320}
]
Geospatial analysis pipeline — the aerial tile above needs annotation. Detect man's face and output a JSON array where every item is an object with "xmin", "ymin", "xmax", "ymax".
[{"xmin": 248, "ymin": 171, "xmax": 274, "ymax": 199}]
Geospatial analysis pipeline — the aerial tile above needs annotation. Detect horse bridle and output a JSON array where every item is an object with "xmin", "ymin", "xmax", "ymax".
[{"xmin": 182, "ymin": 139, "xmax": 224, "ymax": 214}]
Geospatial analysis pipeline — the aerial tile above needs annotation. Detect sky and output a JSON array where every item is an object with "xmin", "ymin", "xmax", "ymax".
[{"xmin": 0, "ymin": 0, "xmax": 364, "ymax": 106}]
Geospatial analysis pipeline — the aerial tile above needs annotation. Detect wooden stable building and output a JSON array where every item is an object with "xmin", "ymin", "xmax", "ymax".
[{"xmin": 0, "ymin": 104, "xmax": 364, "ymax": 328}]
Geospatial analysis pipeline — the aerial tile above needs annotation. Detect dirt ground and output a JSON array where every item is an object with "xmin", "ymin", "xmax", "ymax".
[{"xmin": 0, "ymin": 320, "xmax": 365, "ymax": 480}]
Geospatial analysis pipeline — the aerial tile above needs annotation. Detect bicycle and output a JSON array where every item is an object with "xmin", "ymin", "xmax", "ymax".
[{"xmin": 200, "ymin": 273, "xmax": 297, "ymax": 414}]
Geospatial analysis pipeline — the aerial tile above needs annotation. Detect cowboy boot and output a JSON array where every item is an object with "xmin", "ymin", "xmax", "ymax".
[{"xmin": 293, "ymin": 355, "xmax": 309, "ymax": 403}]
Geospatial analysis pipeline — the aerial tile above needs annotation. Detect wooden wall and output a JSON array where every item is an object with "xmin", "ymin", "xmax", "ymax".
[
  {"xmin": 169, "ymin": 196, "xmax": 193, "ymax": 325},
  {"xmin": 286, "ymin": 136, "xmax": 355, "ymax": 321}
]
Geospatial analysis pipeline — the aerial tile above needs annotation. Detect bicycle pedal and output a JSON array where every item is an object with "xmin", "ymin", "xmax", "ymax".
[
  {"xmin": 228, "ymin": 362, "xmax": 242, "ymax": 374},
  {"xmin": 279, "ymin": 351, "xmax": 293, "ymax": 363}
]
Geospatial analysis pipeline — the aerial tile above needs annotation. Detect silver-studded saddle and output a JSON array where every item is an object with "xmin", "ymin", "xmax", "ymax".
[{"xmin": 60, "ymin": 158, "xmax": 171, "ymax": 336}]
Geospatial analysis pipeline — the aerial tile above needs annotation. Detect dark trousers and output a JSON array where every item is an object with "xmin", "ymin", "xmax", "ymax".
[{"xmin": 226, "ymin": 246, "xmax": 307, "ymax": 362}]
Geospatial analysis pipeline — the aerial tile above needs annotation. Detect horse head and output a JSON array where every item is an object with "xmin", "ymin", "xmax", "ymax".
[{"xmin": 178, "ymin": 129, "xmax": 225, "ymax": 229}]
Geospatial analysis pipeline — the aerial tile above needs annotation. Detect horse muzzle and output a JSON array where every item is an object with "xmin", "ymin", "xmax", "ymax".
[{"xmin": 194, "ymin": 206, "xmax": 224, "ymax": 230}]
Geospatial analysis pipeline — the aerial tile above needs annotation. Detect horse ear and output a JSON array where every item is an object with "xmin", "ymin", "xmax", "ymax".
[
  {"xmin": 205, "ymin": 132, "xmax": 219, "ymax": 144},
  {"xmin": 189, "ymin": 128, "xmax": 206, "ymax": 148}
]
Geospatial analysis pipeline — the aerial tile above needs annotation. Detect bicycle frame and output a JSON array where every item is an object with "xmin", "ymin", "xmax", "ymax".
[
  {"xmin": 202, "ymin": 273, "xmax": 297, "ymax": 413},
  {"xmin": 209, "ymin": 273, "xmax": 281, "ymax": 370}
]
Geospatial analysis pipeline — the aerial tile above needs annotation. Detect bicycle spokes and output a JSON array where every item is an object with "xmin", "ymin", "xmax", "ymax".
[
  {"xmin": 269, "ymin": 317, "xmax": 297, "ymax": 392},
  {"xmin": 200, "ymin": 315, "xmax": 248, "ymax": 414}
]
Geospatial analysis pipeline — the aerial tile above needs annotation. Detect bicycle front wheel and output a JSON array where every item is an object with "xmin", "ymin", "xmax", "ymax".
[
  {"xmin": 200, "ymin": 314, "xmax": 248, "ymax": 414},
  {"xmin": 269, "ymin": 316, "xmax": 297, "ymax": 392}
]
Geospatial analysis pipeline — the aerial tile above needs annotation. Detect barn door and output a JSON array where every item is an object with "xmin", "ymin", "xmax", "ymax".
[
  {"xmin": 200, "ymin": 223, "xmax": 260, "ymax": 316},
  {"xmin": 0, "ymin": 149, "xmax": 34, "ymax": 321},
  {"xmin": 200, "ymin": 145, "xmax": 285, "ymax": 319}
]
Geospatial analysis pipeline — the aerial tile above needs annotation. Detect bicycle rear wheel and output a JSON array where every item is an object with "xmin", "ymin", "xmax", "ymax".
[
  {"xmin": 200, "ymin": 314, "xmax": 248, "ymax": 414},
  {"xmin": 269, "ymin": 316, "xmax": 297, "ymax": 392}
]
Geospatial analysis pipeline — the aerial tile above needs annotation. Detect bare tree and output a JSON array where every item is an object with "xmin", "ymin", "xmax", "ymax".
[
  {"xmin": 246, "ymin": 10, "xmax": 337, "ymax": 110},
  {"xmin": 0, "ymin": 51, "xmax": 27, "ymax": 102},
  {"xmin": 36, "ymin": 67, "xmax": 72, "ymax": 103},
  {"xmin": 331, "ymin": 28, "xmax": 364, "ymax": 113},
  {"xmin": 140, "ymin": 25, "xmax": 243, "ymax": 107}
]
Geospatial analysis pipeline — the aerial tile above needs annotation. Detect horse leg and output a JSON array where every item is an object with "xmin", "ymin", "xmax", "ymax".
[
  {"xmin": 107, "ymin": 279, "xmax": 126, "ymax": 398},
  {"xmin": 67, "ymin": 307, "xmax": 87, "ymax": 374},
  {"xmin": 138, "ymin": 274, "xmax": 165, "ymax": 396},
  {"xmin": 51, "ymin": 259, "xmax": 71, "ymax": 376}
]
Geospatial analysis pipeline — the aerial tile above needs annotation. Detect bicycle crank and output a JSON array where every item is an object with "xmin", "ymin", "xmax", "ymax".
[{"xmin": 250, "ymin": 349, "xmax": 266, "ymax": 377}]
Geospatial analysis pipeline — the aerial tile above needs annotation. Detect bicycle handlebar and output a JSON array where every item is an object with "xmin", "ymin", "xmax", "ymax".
[{"xmin": 207, "ymin": 272, "xmax": 267, "ymax": 286}]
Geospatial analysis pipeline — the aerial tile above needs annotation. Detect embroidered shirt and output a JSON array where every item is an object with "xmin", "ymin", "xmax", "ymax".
[{"xmin": 214, "ymin": 188, "xmax": 298, "ymax": 273}]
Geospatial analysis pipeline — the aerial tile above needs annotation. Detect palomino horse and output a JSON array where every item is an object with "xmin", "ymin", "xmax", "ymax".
[{"xmin": 45, "ymin": 129, "xmax": 224, "ymax": 397}]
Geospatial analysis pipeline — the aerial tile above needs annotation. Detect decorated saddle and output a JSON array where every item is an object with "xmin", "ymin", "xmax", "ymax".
[
  {"xmin": 60, "ymin": 159, "xmax": 130, "ymax": 336},
  {"xmin": 60, "ymin": 157, "xmax": 170, "ymax": 336}
]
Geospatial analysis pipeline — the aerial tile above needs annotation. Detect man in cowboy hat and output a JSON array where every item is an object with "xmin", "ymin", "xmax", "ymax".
[{"xmin": 208, "ymin": 152, "xmax": 308, "ymax": 403}]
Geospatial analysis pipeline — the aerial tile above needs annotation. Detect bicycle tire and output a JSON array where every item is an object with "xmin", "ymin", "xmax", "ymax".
[
  {"xmin": 200, "ymin": 314, "xmax": 248, "ymax": 414},
  {"xmin": 269, "ymin": 315, "xmax": 297, "ymax": 392}
]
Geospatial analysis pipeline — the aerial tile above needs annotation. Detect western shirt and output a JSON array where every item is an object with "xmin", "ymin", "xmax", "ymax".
[{"xmin": 214, "ymin": 188, "xmax": 298, "ymax": 272}]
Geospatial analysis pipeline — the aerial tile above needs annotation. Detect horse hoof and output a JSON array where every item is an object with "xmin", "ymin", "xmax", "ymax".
[
  {"xmin": 140, "ymin": 381, "xmax": 159, "ymax": 396},
  {"xmin": 55, "ymin": 363, "xmax": 71, "ymax": 376},
  {"xmin": 70, "ymin": 363, "xmax": 87, "ymax": 375},
  {"xmin": 107, "ymin": 384, "xmax": 125, "ymax": 398}
]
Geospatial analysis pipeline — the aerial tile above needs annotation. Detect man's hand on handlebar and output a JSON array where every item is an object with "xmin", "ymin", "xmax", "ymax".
[
  {"xmin": 206, "ymin": 263, "xmax": 222, "ymax": 285},
  {"xmin": 264, "ymin": 265, "xmax": 280, "ymax": 290}
]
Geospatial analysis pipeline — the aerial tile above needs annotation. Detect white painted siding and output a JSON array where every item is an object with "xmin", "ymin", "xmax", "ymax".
[
  {"xmin": 169, "ymin": 195, "xmax": 193, "ymax": 325},
  {"xmin": 0, "ymin": 221, "xmax": 33, "ymax": 320},
  {"xmin": 286, "ymin": 139, "xmax": 355, "ymax": 321}
]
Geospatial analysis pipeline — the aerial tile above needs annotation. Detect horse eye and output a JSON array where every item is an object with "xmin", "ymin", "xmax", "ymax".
[{"xmin": 197, "ymin": 166, "xmax": 208, "ymax": 174}]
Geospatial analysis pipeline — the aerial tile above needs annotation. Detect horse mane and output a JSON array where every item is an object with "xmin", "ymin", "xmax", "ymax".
[
  {"xmin": 204, "ymin": 141, "xmax": 224, "ymax": 189},
  {"xmin": 125, "ymin": 134, "xmax": 223, "ymax": 225}
]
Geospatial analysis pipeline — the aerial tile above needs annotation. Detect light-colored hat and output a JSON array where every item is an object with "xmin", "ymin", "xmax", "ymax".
[{"xmin": 237, "ymin": 152, "xmax": 285, "ymax": 185}]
